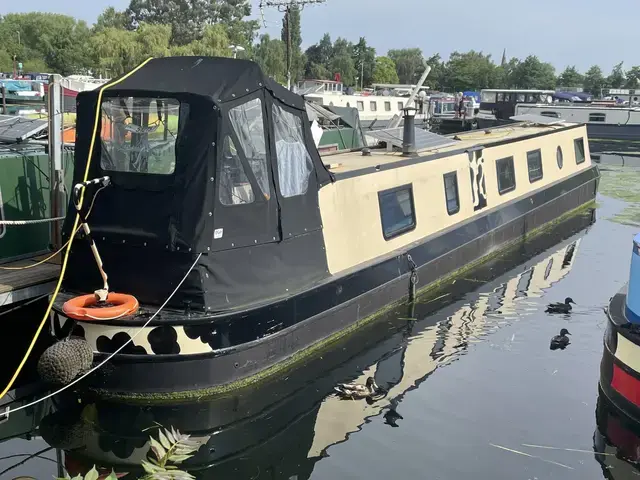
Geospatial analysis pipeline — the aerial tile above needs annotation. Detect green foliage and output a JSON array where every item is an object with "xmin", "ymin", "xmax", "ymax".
[
  {"xmin": 441, "ymin": 50, "xmax": 499, "ymax": 91},
  {"xmin": 253, "ymin": 34, "xmax": 286, "ymax": 83},
  {"xmin": 55, "ymin": 427, "xmax": 205, "ymax": 480},
  {"xmin": 608, "ymin": 62, "xmax": 626, "ymax": 88},
  {"xmin": 583, "ymin": 65, "xmax": 606, "ymax": 94},
  {"xmin": 351, "ymin": 37, "xmax": 376, "ymax": 87},
  {"xmin": 509, "ymin": 55, "xmax": 556, "ymax": 89},
  {"xmin": 372, "ymin": 56, "xmax": 399, "ymax": 84},
  {"xmin": 557, "ymin": 65, "xmax": 584, "ymax": 89},
  {"xmin": 625, "ymin": 66, "xmax": 640, "ymax": 88},
  {"xmin": 388, "ymin": 48, "xmax": 425, "ymax": 84}
]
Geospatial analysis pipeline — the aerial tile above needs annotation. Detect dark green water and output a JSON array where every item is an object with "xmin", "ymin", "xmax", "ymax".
[{"xmin": 2, "ymin": 154, "xmax": 640, "ymax": 480}]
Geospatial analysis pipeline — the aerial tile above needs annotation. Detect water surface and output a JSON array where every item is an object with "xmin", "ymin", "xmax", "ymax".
[{"xmin": 3, "ymin": 158, "xmax": 640, "ymax": 480}]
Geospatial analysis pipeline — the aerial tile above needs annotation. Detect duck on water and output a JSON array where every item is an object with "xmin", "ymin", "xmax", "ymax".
[
  {"xmin": 37, "ymin": 56, "xmax": 599, "ymax": 401},
  {"xmin": 546, "ymin": 297, "xmax": 576, "ymax": 314},
  {"xmin": 550, "ymin": 328, "xmax": 571, "ymax": 350}
]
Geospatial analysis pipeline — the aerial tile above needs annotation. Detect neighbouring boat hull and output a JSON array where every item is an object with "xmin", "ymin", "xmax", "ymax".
[{"xmin": 54, "ymin": 166, "xmax": 599, "ymax": 401}]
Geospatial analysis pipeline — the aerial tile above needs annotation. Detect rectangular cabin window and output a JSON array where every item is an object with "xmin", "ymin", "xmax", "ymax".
[
  {"xmin": 574, "ymin": 137, "xmax": 586, "ymax": 164},
  {"xmin": 229, "ymin": 98, "xmax": 270, "ymax": 198},
  {"xmin": 272, "ymin": 104, "xmax": 314, "ymax": 198},
  {"xmin": 100, "ymin": 97, "xmax": 180, "ymax": 175},
  {"xmin": 526, "ymin": 149, "xmax": 543, "ymax": 183},
  {"xmin": 443, "ymin": 172, "xmax": 460, "ymax": 215},
  {"xmin": 589, "ymin": 113, "xmax": 606, "ymax": 122},
  {"xmin": 497, "ymin": 93, "xmax": 505, "ymax": 102},
  {"xmin": 357, "ymin": 101, "xmax": 365, "ymax": 112},
  {"xmin": 541, "ymin": 111, "xmax": 559, "ymax": 118},
  {"xmin": 378, "ymin": 185, "xmax": 416, "ymax": 240},
  {"xmin": 385, "ymin": 101, "xmax": 391, "ymax": 112},
  {"xmin": 398, "ymin": 102, "xmax": 404, "ymax": 111},
  {"xmin": 496, "ymin": 156, "xmax": 516, "ymax": 194},
  {"xmin": 370, "ymin": 101, "xmax": 378, "ymax": 112},
  {"xmin": 481, "ymin": 91, "xmax": 496, "ymax": 103}
]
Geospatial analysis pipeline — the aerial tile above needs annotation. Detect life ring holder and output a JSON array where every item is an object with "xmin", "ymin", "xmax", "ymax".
[{"xmin": 63, "ymin": 293, "xmax": 139, "ymax": 321}]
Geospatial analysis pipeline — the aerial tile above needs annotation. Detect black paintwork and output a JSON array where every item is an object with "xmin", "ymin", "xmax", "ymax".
[{"xmin": 73, "ymin": 169, "xmax": 597, "ymax": 396}]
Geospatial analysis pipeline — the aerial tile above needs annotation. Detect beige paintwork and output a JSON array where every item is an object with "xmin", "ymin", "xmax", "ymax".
[{"xmin": 319, "ymin": 123, "xmax": 591, "ymax": 275}]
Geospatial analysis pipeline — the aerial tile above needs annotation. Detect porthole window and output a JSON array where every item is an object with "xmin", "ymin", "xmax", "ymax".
[{"xmin": 556, "ymin": 146, "xmax": 563, "ymax": 169}]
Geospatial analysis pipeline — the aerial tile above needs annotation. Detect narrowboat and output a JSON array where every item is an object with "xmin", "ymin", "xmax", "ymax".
[
  {"xmin": 40, "ymin": 231, "xmax": 592, "ymax": 480},
  {"xmin": 601, "ymin": 233, "xmax": 640, "ymax": 423},
  {"xmin": 40, "ymin": 56, "xmax": 599, "ymax": 401}
]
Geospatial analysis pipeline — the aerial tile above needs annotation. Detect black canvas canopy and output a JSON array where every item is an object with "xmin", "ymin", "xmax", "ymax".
[{"xmin": 62, "ymin": 57, "xmax": 332, "ymax": 312}]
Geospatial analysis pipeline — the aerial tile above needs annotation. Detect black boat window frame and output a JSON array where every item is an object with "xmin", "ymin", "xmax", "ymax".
[
  {"xmin": 526, "ymin": 148, "xmax": 543, "ymax": 183},
  {"xmin": 589, "ymin": 112, "xmax": 606, "ymax": 122},
  {"xmin": 443, "ymin": 171, "xmax": 460, "ymax": 215},
  {"xmin": 378, "ymin": 184, "xmax": 417, "ymax": 240},
  {"xmin": 496, "ymin": 155, "xmax": 516, "ymax": 195},
  {"xmin": 540, "ymin": 111, "xmax": 559, "ymax": 118},
  {"xmin": 574, "ymin": 137, "xmax": 586, "ymax": 164}
]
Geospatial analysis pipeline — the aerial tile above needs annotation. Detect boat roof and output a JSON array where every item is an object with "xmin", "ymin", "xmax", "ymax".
[
  {"xmin": 86, "ymin": 56, "xmax": 305, "ymax": 110},
  {"xmin": 481, "ymin": 89, "xmax": 555, "ymax": 94},
  {"xmin": 323, "ymin": 122, "xmax": 581, "ymax": 178}
]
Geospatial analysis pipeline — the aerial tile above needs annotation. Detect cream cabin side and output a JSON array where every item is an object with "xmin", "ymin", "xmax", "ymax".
[{"xmin": 319, "ymin": 124, "xmax": 593, "ymax": 276}]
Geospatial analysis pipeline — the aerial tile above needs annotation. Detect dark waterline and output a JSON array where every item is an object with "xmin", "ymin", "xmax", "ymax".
[{"xmin": 3, "ymin": 155, "xmax": 640, "ymax": 479}]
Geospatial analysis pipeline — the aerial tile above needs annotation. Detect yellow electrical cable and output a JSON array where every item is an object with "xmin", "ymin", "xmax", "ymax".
[{"xmin": 0, "ymin": 57, "xmax": 154, "ymax": 400}]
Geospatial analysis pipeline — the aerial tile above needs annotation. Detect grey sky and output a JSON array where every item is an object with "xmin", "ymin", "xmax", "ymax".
[{"xmin": 3, "ymin": 0, "xmax": 636, "ymax": 72}]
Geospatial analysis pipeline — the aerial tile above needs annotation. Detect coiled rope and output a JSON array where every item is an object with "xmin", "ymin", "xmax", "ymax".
[
  {"xmin": 0, "ymin": 57, "xmax": 154, "ymax": 401},
  {"xmin": 2, "ymin": 253, "xmax": 201, "ymax": 416}
]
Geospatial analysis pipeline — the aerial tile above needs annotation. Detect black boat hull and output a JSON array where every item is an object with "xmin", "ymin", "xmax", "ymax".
[{"xmin": 53, "ymin": 167, "xmax": 599, "ymax": 401}]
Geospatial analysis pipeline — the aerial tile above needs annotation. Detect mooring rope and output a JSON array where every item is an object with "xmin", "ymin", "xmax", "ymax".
[
  {"xmin": 0, "ymin": 216, "xmax": 65, "ymax": 225},
  {"xmin": 2, "ymin": 253, "xmax": 202, "ymax": 416},
  {"xmin": 0, "ymin": 57, "xmax": 154, "ymax": 401}
]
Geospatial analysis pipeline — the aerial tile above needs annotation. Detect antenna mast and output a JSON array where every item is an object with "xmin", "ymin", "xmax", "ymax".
[{"xmin": 259, "ymin": 0, "xmax": 327, "ymax": 90}]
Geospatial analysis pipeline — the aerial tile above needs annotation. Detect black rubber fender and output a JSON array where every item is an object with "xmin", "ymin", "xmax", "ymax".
[{"xmin": 37, "ymin": 337, "xmax": 94, "ymax": 386}]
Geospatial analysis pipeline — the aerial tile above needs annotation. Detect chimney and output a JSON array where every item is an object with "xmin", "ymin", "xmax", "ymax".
[{"xmin": 402, "ymin": 107, "xmax": 417, "ymax": 156}]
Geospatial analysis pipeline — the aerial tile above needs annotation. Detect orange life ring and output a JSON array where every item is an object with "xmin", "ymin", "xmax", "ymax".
[{"xmin": 63, "ymin": 292, "xmax": 139, "ymax": 321}]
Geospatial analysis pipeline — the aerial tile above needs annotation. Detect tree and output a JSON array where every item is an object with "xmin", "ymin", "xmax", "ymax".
[
  {"xmin": 510, "ymin": 55, "xmax": 556, "ymax": 89},
  {"xmin": 372, "ymin": 56, "xmax": 399, "ymax": 84},
  {"xmin": 304, "ymin": 33, "xmax": 333, "ymax": 79},
  {"xmin": 89, "ymin": 27, "xmax": 139, "ymax": 76},
  {"xmin": 607, "ymin": 62, "xmax": 626, "ymax": 89},
  {"xmin": 126, "ymin": 0, "xmax": 256, "ymax": 46},
  {"xmin": 281, "ymin": 5, "xmax": 303, "ymax": 84},
  {"xmin": 583, "ymin": 65, "xmax": 606, "ymax": 95},
  {"xmin": 0, "ymin": 13, "xmax": 93, "ymax": 75},
  {"xmin": 330, "ymin": 37, "xmax": 356, "ymax": 86},
  {"xmin": 253, "ymin": 34, "xmax": 286, "ymax": 83},
  {"xmin": 625, "ymin": 66, "xmax": 640, "ymax": 89},
  {"xmin": 441, "ymin": 50, "xmax": 499, "ymax": 91},
  {"xmin": 351, "ymin": 37, "xmax": 376, "ymax": 88},
  {"xmin": 424, "ymin": 53, "xmax": 445, "ymax": 90},
  {"xmin": 387, "ymin": 48, "xmax": 424, "ymax": 84},
  {"xmin": 557, "ymin": 66, "xmax": 584, "ymax": 89},
  {"xmin": 94, "ymin": 7, "xmax": 129, "ymax": 32},
  {"xmin": 135, "ymin": 23, "xmax": 171, "ymax": 59}
]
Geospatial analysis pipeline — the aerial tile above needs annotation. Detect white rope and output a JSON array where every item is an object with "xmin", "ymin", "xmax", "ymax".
[
  {"xmin": 4, "ymin": 253, "xmax": 202, "ymax": 416},
  {"xmin": 0, "ymin": 216, "xmax": 65, "ymax": 225}
]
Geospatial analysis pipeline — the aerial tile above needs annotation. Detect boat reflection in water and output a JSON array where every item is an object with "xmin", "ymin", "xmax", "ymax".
[
  {"xmin": 40, "ymin": 209, "xmax": 594, "ymax": 479},
  {"xmin": 594, "ymin": 392, "xmax": 640, "ymax": 479}
]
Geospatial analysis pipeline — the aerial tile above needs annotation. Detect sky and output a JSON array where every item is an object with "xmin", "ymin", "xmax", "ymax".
[{"xmin": 2, "ymin": 0, "xmax": 637, "ymax": 73}]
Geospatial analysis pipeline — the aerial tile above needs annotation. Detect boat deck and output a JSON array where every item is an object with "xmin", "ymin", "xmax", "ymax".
[
  {"xmin": 0, "ymin": 254, "xmax": 59, "ymax": 306},
  {"xmin": 325, "ymin": 122, "xmax": 580, "ymax": 177}
]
